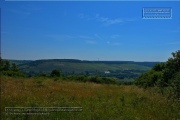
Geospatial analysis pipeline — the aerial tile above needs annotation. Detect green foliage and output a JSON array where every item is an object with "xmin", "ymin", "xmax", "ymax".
[
  {"xmin": 88, "ymin": 76, "xmax": 118, "ymax": 84},
  {"xmin": 11, "ymin": 63, "xmax": 19, "ymax": 72},
  {"xmin": 73, "ymin": 75, "xmax": 87, "ymax": 82},
  {"xmin": 152, "ymin": 62, "xmax": 165, "ymax": 71},
  {"xmin": 65, "ymin": 75, "xmax": 118, "ymax": 84},
  {"xmin": 50, "ymin": 69, "xmax": 61, "ymax": 77},
  {"xmin": 1, "ymin": 71, "xmax": 25, "ymax": 77},
  {"xmin": 2, "ymin": 60, "xmax": 11, "ymax": 71},
  {"xmin": 0, "ymin": 59, "xmax": 4, "ymax": 71},
  {"xmin": 135, "ymin": 70, "xmax": 162, "ymax": 88},
  {"xmin": 135, "ymin": 50, "xmax": 180, "ymax": 99},
  {"xmin": 160, "ymin": 50, "xmax": 180, "ymax": 87},
  {"xmin": 168, "ymin": 50, "xmax": 180, "ymax": 71},
  {"xmin": 169, "ymin": 71, "xmax": 180, "ymax": 99},
  {"xmin": 0, "ymin": 59, "xmax": 25, "ymax": 77}
]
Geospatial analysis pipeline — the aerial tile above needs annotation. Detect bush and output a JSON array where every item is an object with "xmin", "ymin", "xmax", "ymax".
[
  {"xmin": 88, "ymin": 76, "xmax": 102, "ymax": 83},
  {"xmin": 87, "ymin": 76, "xmax": 118, "ymax": 84},
  {"xmin": 134, "ymin": 70, "xmax": 162, "ymax": 88},
  {"xmin": 152, "ymin": 63, "xmax": 165, "ymax": 71},
  {"xmin": 1, "ymin": 71, "xmax": 25, "ymax": 77},
  {"xmin": 51, "ymin": 69, "xmax": 61, "ymax": 77},
  {"xmin": 135, "ymin": 50, "xmax": 180, "ymax": 99},
  {"xmin": 170, "ymin": 71, "xmax": 180, "ymax": 99},
  {"xmin": 0, "ymin": 60, "xmax": 25, "ymax": 77}
]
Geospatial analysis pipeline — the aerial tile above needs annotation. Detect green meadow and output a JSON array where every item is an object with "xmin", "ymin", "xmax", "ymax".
[{"xmin": 1, "ymin": 76, "xmax": 180, "ymax": 120}]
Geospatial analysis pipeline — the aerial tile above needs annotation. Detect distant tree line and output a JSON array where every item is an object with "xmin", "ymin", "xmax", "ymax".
[
  {"xmin": 37, "ymin": 68, "xmax": 118, "ymax": 84},
  {"xmin": 134, "ymin": 50, "xmax": 180, "ymax": 100},
  {"xmin": 64, "ymin": 75, "xmax": 118, "ymax": 84}
]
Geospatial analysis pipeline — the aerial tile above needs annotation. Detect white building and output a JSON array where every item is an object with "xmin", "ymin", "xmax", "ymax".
[{"xmin": 104, "ymin": 71, "xmax": 110, "ymax": 74}]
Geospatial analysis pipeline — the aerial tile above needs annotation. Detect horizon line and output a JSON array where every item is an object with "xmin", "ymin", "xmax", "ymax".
[{"xmin": 3, "ymin": 58, "xmax": 164, "ymax": 63}]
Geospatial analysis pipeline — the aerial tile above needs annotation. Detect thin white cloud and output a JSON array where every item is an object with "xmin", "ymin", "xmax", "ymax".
[
  {"xmin": 9, "ymin": 5, "xmax": 42, "ymax": 16},
  {"xmin": 9, "ymin": 9, "xmax": 31, "ymax": 15},
  {"xmin": 94, "ymin": 34, "xmax": 102, "ymax": 40},
  {"xmin": 95, "ymin": 14, "xmax": 123, "ymax": 25},
  {"xmin": 166, "ymin": 42, "xmax": 180, "ymax": 45},
  {"xmin": 106, "ymin": 41, "xmax": 110, "ymax": 44},
  {"xmin": 79, "ymin": 34, "xmax": 102, "ymax": 44},
  {"xmin": 112, "ymin": 42, "xmax": 121, "ymax": 46},
  {"xmin": 169, "ymin": 30, "xmax": 180, "ymax": 33},
  {"xmin": 20, "ymin": 5, "xmax": 42, "ymax": 12},
  {"xmin": 111, "ymin": 34, "xmax": 121, "ymax": 39},
  {"xmin": 46, "ymin": 34, "xmax": 101, "ymax": 45},
  {"xmin": 125, "ymin": 18, "xmax": 138, "ymax": 22},
  {"xmin": 78, "ymin": 13, "xmax": 85, "ymax": 19},
  {"xmin": 46, "ymin": 34, "xmax": 75, "ymax": 41},
  {"xmin": 155, "ymin": 41, "xmax": 180, "ymax": 46},
  {"xmin": 78, "ymin": 13, "xmax": 94, "ymax": 20},
  {"xmin": 155, "ymin": 27, "xmax": 180, "ymax": 34},
  {"xmin": 106, "ymin": 41, "xmax": 121, "ymax": 46},
  {"xmin": 86, "ymin": 40, "xmax": 97, "ymax": 44},
  {"xmin": 79, "ymin": 35, "xmax": 93, "ymax": 39},
  {"xmin": 78, "ymin": 13, "xmax": 137, "ymax": 26},
  {"xmin": 169, "ymin": 27, "xmax": 180, "ymax": 33}
]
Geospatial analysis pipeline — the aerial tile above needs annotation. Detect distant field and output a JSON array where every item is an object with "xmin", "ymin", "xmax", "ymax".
[{"xmin": 1, "ymin": 76, "xmax": 179, "ymax": 120}]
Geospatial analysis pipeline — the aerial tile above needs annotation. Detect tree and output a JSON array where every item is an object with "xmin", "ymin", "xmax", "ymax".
[
  {"xmin": 51, "ymin": 69, "xmax": 61, "ymax": 77},
  {"xmin": 152, "ymin": 63, "xmax": 165, "ymax": 71},
  {"xmin": 4, "ymin": 60, "xmax": 11, "ymax": 71},
  {"xmin": 0, "ymin": 60, "xmax": 25, "ymax": 77},
  {"xmin": 134, "ymin": 70, "xmax": 162, "ymax": 88},
  {"xmin": 166, "ymin": 50, "xmax": 180, "ymax": 73},
  {"xmin": 161, "ymin": 50, "xmax": 180, "ymax": 87},
  {"xmin": 0, "ymin": 59, "xmax": 5, "ymax": 71},
  {"xmin": 135, "ymin": 50, "xmax": 180, "ymax": 99},
  {"xmin": 11, "ymin": 63, "xmax": 19, "ymax": 72},
  {"xmin": 170, "ymin": 72, "xmax": 180, "ymax": 99}
]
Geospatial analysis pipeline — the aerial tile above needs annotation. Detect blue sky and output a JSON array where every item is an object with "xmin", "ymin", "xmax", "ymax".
[{"xmin": 1, "ymin": 1, "xmax": 180, "ymax": 61}]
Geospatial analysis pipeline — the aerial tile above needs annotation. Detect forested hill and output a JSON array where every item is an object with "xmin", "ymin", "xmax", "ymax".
[
  {"xmin": 9, "ymin": 59, "xmax": 160, "ymax": 67},
  {"xmin": 7, "ymin": 59, "xmax": 160, "ymax": 80}
]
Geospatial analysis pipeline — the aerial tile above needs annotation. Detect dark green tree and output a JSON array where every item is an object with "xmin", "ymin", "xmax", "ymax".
[
  {"xmin": 135, "ymin": 50, "xmax": 180, "ymax": 99},
  {"xmin": 161, "ymin": 50, "xmax": 180, "ymax": 87},
  {"xmin": 152, "ymin": 63, "xmax": 165, "ymax": 71},
  {"xmin": 0, "ymin": 60, "xmax": 25, "ymax": 77},
  {"xmin": 134, "ymin": 70, "xmax": 162, "ymax": 88},
  {"xmin": 51, "ymin": 69, "xmax": 61, "ymax": 77},
  {"xmin": 170, "ymin": 72, "xmax": 180, "ymax": 99},
  {"xmin": 4, "ymin": 60, "xmax": 11, "ymax": 71},
  {"xmin": 0, "ymin": 59, "xmax": 5, "ymax": 71},
  {"xmin": 11, "ymin": 63, "xmax": 19, "ymax": 72}
]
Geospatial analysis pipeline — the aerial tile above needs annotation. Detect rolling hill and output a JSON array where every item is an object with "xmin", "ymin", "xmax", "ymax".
[{"xmin": 8, "ymin": 59, "xmax": 160, "ymax": 80}]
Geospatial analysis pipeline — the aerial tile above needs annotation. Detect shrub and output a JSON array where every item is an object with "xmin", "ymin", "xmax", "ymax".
[
  {"xmin": 170, "ymin": 71, "xmax": 180, "ymax": 99},
  {"xmin": 135, "ymin": 50, "xmax": 180, "ymax": 99},
  {"xmin": 87, "ymin": 76, "xmax": 118, "ymax": 84},
  {"xmin": 51, "ymin": 69, "xmax": 61, "ymax": 77},
  {"xmin": 152, "ymin": 63, "xmax": 165, "ymax": 71},
  {"xmin": 1, "ymin": 71, "xmax": 25, "ymax": 77},
  {"xmin": 134, "ymin": 70, "xmax": 162, "ymax": 88},
  {"xmin": 0, "ymin": 60, "xmax": 25, "ymax": 77}
]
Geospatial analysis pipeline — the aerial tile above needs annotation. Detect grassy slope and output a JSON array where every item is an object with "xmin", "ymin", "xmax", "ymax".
[{"xmin": 1, "ymin": 77, "xmax": 180, "ymax": 120}]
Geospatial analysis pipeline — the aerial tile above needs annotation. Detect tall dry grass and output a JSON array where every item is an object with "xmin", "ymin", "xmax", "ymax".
[{"xmin": 1, "ymin": 76, "xmax": 180, "ymax": 120}]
